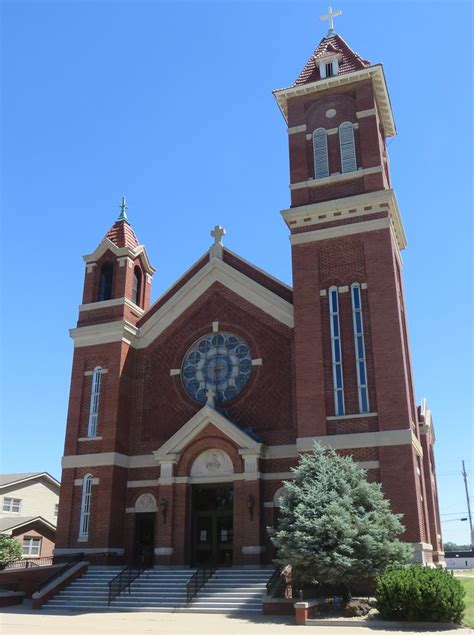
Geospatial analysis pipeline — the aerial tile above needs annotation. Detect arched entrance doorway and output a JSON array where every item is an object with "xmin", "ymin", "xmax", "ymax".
[
  {"xmin": 133, "ymin": 493, "xmax": 157, "ymax": 568},
  {"xmin": 189, "ymin": 449, "xmax": 234, "ymax": 566}
]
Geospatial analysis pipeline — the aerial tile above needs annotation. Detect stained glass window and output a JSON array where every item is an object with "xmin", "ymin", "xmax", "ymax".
[
  {"xmin": 329, "ymin": 286, "xmax": 345, "ymax": 416},
  {"xmin": 351, "ymin": 283, "xmax": 369, "ymax": 413},
  {"xmin": 182, "ymin": 333, "xmax": 252, "ymax": 405}
]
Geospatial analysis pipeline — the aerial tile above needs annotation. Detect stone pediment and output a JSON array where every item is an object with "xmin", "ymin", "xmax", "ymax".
[
  {"xmin": 153, "ymin": 406, "xmax": 262, "ymax": 462},
  {"xmin": 82, "ymin": 238, "xmax": 155, "ymax": 275}
]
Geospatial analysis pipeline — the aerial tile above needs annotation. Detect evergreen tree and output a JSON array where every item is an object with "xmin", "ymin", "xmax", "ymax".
[{"xmin": 271, "ymin": 443, "xmax": 410, "ymax": 598}]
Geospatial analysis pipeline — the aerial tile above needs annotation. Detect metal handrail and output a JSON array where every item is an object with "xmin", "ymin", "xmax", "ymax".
[
  {"xmin": 186, "ymin": 566, "xmax": 216, "ymax": 604},
  {"xmin": 1, "ymin": 556, "xmax": 55, "ymax": 570},
  {"xmin": 108, "ymin": 564, "xmax": 145, "ymax": 605},
  {"xmin": 35, "ymin": 552, "xmax": 85, "ymax": 594},
  {"xmin": 266, "ymin": 566, "xmax": 284, "ymax": 596}
]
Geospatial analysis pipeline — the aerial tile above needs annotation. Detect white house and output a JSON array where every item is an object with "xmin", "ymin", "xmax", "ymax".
[{"xmin": 0, "ymin": 473, "xmax": 60, "ymax": 559}]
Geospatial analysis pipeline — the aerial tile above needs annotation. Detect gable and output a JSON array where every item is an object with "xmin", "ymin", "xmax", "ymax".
[
  {"xmin": 135, "ymin": 256, "xmax": 293, "ymax": 349},
  {"xmin": 0, "ymin": 472, "xmax": 60, "ymax": 494},
  {"xmin": 82, "ymin": 238, "xmax": 155, "ymax": 274},
  {"xmin": 153, "ymin": 405, "xmax": 261, "ymax": 461}
]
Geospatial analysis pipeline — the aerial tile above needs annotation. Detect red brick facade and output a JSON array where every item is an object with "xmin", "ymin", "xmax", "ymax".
[{"xmin": 56, "ymin": 31, "xmax": 443, "ymax": 567}]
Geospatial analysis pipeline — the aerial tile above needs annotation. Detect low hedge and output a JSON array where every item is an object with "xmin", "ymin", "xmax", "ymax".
[{"xmin": 376, "ymin": 565, "xmax": 465, "ymax": 623}]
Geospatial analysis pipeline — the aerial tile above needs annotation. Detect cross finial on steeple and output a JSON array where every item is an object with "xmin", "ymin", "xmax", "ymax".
[
  {"xmin": 320, "ymin": 5, "xmax": 342, "ymax": 35},
  {"xmin": 117, "ymin": 195, "xmax": 129, "ymax": 222}
]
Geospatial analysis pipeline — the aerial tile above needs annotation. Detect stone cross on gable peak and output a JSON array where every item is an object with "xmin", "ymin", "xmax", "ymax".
[
  {"xmin": 206, "ymin": 388, "xmax": 216, "ymax": 409},
  {"xmin": 211, "ymin": 225, "xmax": 226, "ymax": 245},
  {"xmin": 209, "ymin": 225, "xmax": 226, "ymax": 260},
  {"xmin": 320, "ymin": 5, "xmax": 342, "ymax": 35}
]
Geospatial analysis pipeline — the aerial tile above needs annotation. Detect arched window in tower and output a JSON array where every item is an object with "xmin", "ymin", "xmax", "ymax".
[
  {"xmin": 79, "ymin": 474, "xmax": 93, "ymax": 539},
  {"xmin": 98, "ymin": 262, "xmax": 114, "ymax": 301},
  {"xmin": 132, "ymin": 266, "xmax": 142, "ymax": 307},
  {"xmin": 339, "ymin": 122, "xmax": 357, "ymax": 173},
  {"xmin": 351, "ymin": 283, "xmax": 369, "ymax": 413},
  {"xmin": 87, "ymin": 367, "xmax": 102, "ymax": 437},
  {"xmin": 313, "ymin": 128, "xmax": 329, "ymax": 179},
  {"xmin": 329, "ymin": 286, "xmax": 345, "ymax": 416}
]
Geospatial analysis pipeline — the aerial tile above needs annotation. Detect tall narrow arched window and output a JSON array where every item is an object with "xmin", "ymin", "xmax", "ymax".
[
  {"xmin": 87, "ymin": 367, "xmax": 102, "ymax": 437},
  {"xmin": 98, "ymin": 262, "xmax": 114, "ymax": 301},
  {"xmin": 351, "ymin": 283, "xmax": 369, "ymax": 413},
  {"xmin": 339, "ymin": 122, "xmax": 357, "ymax": 173},
  {"xmin": 329, "ymin": 286, "xmax": 345, "ymax": 416},
  {"xmin": 79, "ymin": 474, "xmax": 93, "ymax": 539},
  {"xmin": 132, "ymin": 266, "xmax": 142, "ymax": 307},
  {"xmin": 313, "ymin": 128, "xmax": 329, "ymax": 179}
]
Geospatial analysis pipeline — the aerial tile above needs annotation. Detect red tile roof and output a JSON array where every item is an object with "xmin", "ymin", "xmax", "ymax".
[
  {"xmin": 104, "ymin": 219, "xmax": 140, "ymax": 249},
  {"xmin": 294, "ymin": 33, "xmax": 370, "ymax": 86}
]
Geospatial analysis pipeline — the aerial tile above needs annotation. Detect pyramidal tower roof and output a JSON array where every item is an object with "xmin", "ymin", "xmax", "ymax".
[
  {"xmin": 104, "ymin": 196, "xmax": 141, "ymax": 249},
  {"xmin": 294, "ymin": 32, "xmax": 371, "ymax": 86}
]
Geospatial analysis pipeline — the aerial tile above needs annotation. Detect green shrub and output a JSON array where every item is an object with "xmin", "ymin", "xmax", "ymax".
[
  {"xmin": 0, "ymin": 535, "xmax": 23, "ymax": 567},
  {"xmin": 376, "ymin": 565, "xmax": 465, "ymax": 623}
]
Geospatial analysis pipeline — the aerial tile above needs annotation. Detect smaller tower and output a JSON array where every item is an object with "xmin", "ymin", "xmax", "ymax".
[
  {"xmin": 56, "ymin": 200, "xmax": 155, "ymax": 555},
  {"xmin": 79, "ymin": 197, "xmax": 155, "ymax": 327}
]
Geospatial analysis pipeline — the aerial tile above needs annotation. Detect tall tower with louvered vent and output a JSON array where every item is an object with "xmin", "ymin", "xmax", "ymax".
[{"xmin": 274, "ymin": 27, "xmax": 442, "ymax": 563}]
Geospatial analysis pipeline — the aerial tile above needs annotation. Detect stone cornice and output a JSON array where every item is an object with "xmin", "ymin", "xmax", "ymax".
[
  {"xmin": 281, "ymin": 188, "xmax": 407, "ymax": 251},
  {"xmin": 273, "ymin": 64, "xmax": 396, "ymax": 138},
  {"xmin": 78, "ymin": 297, "xmax": 145, "ymax": 316},
  {"xmin": 289, "ymin": 166, "xmax": 383, "ymax": 191},
  {"xmin": 61, "ymin": 428, "xmax": 422, "ymax": 470},
  {"xmin": 69, "ymin": 320, "xmax": 138, "ymax": 348}
]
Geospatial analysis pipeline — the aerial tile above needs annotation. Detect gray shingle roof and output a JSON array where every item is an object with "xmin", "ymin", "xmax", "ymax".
[
  {"xmin": 0, "ymin": 473, "xmax": 60, "ymax": 488},
  {"xmin": 0, "ymin": 473, "xmax": 43, "ymax": 486},
  {"xmin": 0, "ymin": 516, "xmax": 37, "ymax": 532}
]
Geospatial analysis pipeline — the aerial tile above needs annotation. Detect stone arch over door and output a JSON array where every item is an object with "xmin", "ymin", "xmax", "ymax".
[
  {"xmin": 273, "ymin": 486, "xmax": 288, "ymax": 508},
  {"xmin": 134, "ymin": 493, "xmax": 158, "ymax": 513}
]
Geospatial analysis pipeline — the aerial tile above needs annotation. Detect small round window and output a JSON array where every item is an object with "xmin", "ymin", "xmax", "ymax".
[{"xmin": 182, "ymin": 333, "xmax": 252, "ymax": 405}]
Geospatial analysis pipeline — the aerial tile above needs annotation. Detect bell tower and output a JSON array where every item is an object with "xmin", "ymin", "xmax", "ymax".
[
  {"xmin": 79, "ymin": 197, "xmax": 155, "ymax": 327},
  {"xmin": 55, "ymin": 199, "xmax": 155, "ymax": 556},
  {"xmin": 274, "ymin": 11, "xmax": 443, "ymax": 563}
]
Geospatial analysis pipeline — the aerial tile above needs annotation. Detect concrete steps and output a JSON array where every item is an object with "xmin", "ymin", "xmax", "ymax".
[
  {"xmin": 45, "ymin": 565, "xmax": 273, "ymax": 613},
  {"xmin": 187, "ymin": 567, "xmax": 273, "ymax": 613},
  {"xmin": 112, "ymin": 569, "xmax": 195, "ymax": 610},
  {"xmin": 46, "ymin": 566, "xmax": 124, "ymax": 610},
  {"xmin": 45, "ymin": 566, "xmax": 196, "ymax": 612}
]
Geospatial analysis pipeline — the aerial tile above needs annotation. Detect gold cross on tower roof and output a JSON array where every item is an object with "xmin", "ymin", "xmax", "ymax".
[{"xmin": 320, "ymin": 5, "xmax": 342, "ymax": 35}]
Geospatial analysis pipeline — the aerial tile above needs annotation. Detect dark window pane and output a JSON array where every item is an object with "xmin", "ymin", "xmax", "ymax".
[
  {"xmin": 336, "ymin": 391, "xmax": 344, "ymax": 415},
  {"xmin": 352, "ymin": 286, "xmax": 360, "ymax": 310},
  {"xmin": 360, "ymin": 389, "xmax": 369, "ymax": 413},
  {"xmin": 359, "ymin": 362, "xmax": 366, "ymax": 385}
]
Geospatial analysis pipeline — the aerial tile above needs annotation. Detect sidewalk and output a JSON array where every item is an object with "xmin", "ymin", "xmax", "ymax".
[{"xmin": 0, "ymin": 601, "xmax": 470, "ymax": 635}]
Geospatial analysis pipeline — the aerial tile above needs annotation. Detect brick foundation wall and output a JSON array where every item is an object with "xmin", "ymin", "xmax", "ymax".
[{"xmin": 0, "ymin": 564, "xmax": 64, "ymax": 597}]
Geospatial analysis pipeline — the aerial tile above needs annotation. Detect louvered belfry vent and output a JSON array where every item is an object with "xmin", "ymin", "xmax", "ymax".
[
  {"xmin": 339, "ymin": 121, "xmax": 357, "ymax": 173},
  {"xmin": 313, "ymin": 128, "xmax": 329, "ymax": 179}
]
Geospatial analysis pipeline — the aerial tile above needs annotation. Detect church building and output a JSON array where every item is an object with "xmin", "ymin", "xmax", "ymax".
[{"xmin": 55, "ymin": 13, "xmax": 444, "ymax": 568}]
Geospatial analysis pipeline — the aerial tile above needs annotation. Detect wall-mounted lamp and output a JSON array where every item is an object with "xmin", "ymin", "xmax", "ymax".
[
  {"xmin": 160, "ymin": 498, "xmax": 168, "ymax": 523},
  {"xmin": 247, "ymin": 494, "xmax": 255, "ymax": 521}
]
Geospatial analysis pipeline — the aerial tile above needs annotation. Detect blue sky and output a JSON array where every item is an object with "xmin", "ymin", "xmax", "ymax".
[{"xmin": 1, "ymin": 1, "xmax": 472, "ymax": 545}]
